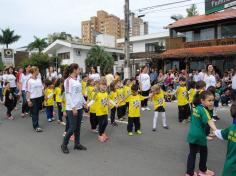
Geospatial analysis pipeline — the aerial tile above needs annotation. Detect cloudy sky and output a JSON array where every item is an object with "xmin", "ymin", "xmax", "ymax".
[{"xmin": 0, "ymin": 0, "xmax": 204, "ymax": 49}]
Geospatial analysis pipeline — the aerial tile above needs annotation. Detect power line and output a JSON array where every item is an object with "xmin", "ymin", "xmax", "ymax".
[{"xmin": 133, "ymin": 0, "xmax": 193, "ymax": 13}]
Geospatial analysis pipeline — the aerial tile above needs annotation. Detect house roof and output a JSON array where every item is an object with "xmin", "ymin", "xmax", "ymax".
[
  {"xmin": 167, "ymin": 9, "xmax": 236, "ymax": 29},
  {"xmin": 160, "ymin": 45, "xmax": 236, "ymax": 59}
]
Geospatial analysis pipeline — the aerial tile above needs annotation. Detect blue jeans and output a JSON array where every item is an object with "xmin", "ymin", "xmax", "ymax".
[
  {"xmin": 45, "ymin": 106, "xmax": 53, "ymax": 120},
  {"xmin": 0, "ymin": 88, "xmax": 3, "ymax": 101},
  {"xmin": 30, "ymin": 97, "xmax": 42, "ymax": 129},
  {"xmin": 21, "ymin": 90, "xmax": 29, "ymax": 113},
  {"xmin": 63, "ymin": 109, "xmax": 83, "ymax": 146}
]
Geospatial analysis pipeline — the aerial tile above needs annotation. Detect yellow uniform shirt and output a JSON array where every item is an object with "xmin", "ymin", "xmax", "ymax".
[
  {"xmin": 94, "ymin": 92, "xmax": 109, "ymax": 116},
  {"xmin": 61, "ymin": 92, "xmax": 66, "ymax": 112},
  {"xmin": 123, "ymin": 85, "xmax": 131, "ymax": 103},
  {"xmin": 189, "ymin": 88, "xmax": 196, "ymax": 103},
  {"xmin": 126, "ymin": 94, "xmax": 146, "ymax": 118},
  {"xmin": 54, "ymin": 87, "xmax": 62, "ymax": 103},
  {"xmin": 176, "ymin": 86, "xmax": 189, "ymax": 106},
  {"xmin": 89, "ymin": 91, "xmax": 97, "ymax": 114},
  {"xmin": 81, "ymin": 80, "xmax": 87, "ymax": 96},
  {"xmin": 151, "ymin": 90, "xmax": 166, "ymax": 109},
  {"xmin": 109, "ymin": 91, "xmax": 118, "ymax": 109},
  {"xmin": 87, "ymin": 86, "xmax": 94, "ymax": 98},
  {"xmin": 44, "ymin": 88, "xmax": 54, "ymax": 106},
  {"xmin": 117, "ymin": 88, "xmax": 126, "ymax": 106}
]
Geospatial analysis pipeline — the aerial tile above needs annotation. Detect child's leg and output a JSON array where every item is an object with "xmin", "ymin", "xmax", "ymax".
[
  {"xmin": 45, "ymin": 107, "xmax": 51, "ymax": 120},
  {"xmin": 7, "ymin": 105, "xmax": 11, "ymax": 117},
  {"xmin": 117, "ymin": 107, "xmax": 122, "ymax": 119},
  {"xmin": 178, "ymin": 106, "xmax": 182, "ymax": 122},
  {"xmin": 134, "ymin": 117, "xmax": 141, "ymax": 132},
  {"xmin": 122, "ymin": 105, "xmax": 126, "ymax": 117},
  {"xmin": 161, "ymin": 112, "xmax": 168, "ymax": 127},
  {"xmin": 127, "ymin": 117, "xmax": 134, "ymax": 132},
  {"xmin": 110, "ymin": 108, "xmax": 116, "ymax": 124},
  {"xmin": 186, "ymin": 144, "xmax": 198, "ymax": 175},
  {"xmin": 90, "ymin": 113, "xmax": 96, "ymax": 130},
  {"xmin": 98, "ymin": 115, "xmax": 108, "ymax": 136},
  {"xmin": 57, "ymin": 103, "xmax": 63, "ymax": 121},
  {"xmin": 153, "ymin": 111, "xmax": 159, "ymax": 129},
  {"xmin": 199, "ymin": 146, "xmax": 208, "ymax": 173}
]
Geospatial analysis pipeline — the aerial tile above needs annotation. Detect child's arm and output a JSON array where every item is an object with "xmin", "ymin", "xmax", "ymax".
[{"xmin": 207, "ymin": 119, "xmax": 217, "ymax": 131}]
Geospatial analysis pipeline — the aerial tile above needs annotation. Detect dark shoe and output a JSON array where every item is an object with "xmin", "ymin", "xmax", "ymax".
[
  {"xmin": 152, "ymin": 128, "xmax": 156, "ymax": 132},
  {"xmin": 35, "ymin": 127, "xmax": 43, "ymax": 132},
  {"xmin": 61, "ymin": 144, "xmax": 69, "ymax": 154},
  {"xmin": 111, "ymin": 122, "xmax": 118, "ymax": 127},
  {"xmin": 163, "ymin": 126, "xmax": 169, "ymax": 129},
  {"xmin": 74, "ymin": 144, "xmax": 87, "ymax": 150}
]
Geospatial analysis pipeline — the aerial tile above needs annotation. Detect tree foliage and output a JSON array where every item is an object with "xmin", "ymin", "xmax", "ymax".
[
  {"xmin": 0, "ymin": 28, "xmax": 20, "ymax": 48},
  {"xmin": 85, "ymin": 45, "xmax": 114, "ymax": 75},
  {"xmin": 47, "ymin": 32, "xmax": 73, "ymax": 44},
  {"xmin": 27, "ymin": 36, "xmax": 48, "ymax": 53},
  {"xmin": 186, "ymin": 4, "xmax": 199, "ymax": 17}
]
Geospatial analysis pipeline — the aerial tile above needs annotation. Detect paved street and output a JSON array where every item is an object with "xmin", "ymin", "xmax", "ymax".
[{"xmin": 0, "ymin": 102, "xmax": 231, "ymax": 176}]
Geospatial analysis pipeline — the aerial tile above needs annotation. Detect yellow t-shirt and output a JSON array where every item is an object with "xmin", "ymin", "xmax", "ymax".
[
  {"xmin": 87, "ymin": 86, "xmax": 94, "ymax": 98},
  {"xmin": 109, "ymin": 91, "xmax": 118, "ymax": 109},
  {"xmin": 123, "ymin": 85, "xmax": 131, "ymax": 103},
  {"xmin": 61, "ymin": 92, "xmax": 66, "ymax": 112},
  {"xmin": 126, "ymin": 94, "xmax": 146, "ymax": 118},
  {"xmin": 117, "ymin": 88, "xmax": 126, "ymax": 106},
  {"xmin": 54, "ymin": 87, "xmax": 62, "ymax": 103},
  {"xmin": 151, "ymin": 90, "xmax": 166, "ymax": 109},
  {"xmin": 81, "ymin": 80, "xmax": 87, "ymax": 96},
  {"xmin": 189, "ymin": 88, "xmax": 196, "ymax": 103},
  {"xmin": 94, "ymin": 92, "xmax": 109, "ymax": 116},
  {"xmin": 44, "ymin": 88, "xmax": 54, "ymax": 106},
  {"xmin": 176, "ymin": 86, "xmax": 189, "ymax": 106},
  {"xmin": 89, "ymin": 91, "xmax": 97, "ymax": 114}
]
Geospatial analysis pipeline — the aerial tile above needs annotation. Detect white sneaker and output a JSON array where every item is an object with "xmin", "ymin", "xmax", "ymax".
[
  {"xmin": 141, "ymin": 107, "xmax": 146, "ymax": 111},
  {"xmin": 146, "ymin": 107, "xmax": 151, "ymax": 111}
]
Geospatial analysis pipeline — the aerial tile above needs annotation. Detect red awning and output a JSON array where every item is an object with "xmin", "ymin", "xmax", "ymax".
[{"xmin": 160, "ymin": 45, "xmax": 236, "ymax": 59}]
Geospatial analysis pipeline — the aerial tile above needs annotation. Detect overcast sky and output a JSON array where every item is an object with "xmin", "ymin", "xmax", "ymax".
[{"xmin": 0, "ymin": 0, "xmax": 204, "ymax": 49}]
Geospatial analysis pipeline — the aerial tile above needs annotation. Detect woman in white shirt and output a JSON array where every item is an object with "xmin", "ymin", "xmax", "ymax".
[
  {"xmin": 26, "ymin": 66, "xmax": 44, "ymax": 132},
  {"xmin": 138, "ymin": 66, "xmax": 151, "ymax": 111},
  {"xmin": 19, "ymin": 64, "xmax": 31, "ymax": 117},
  {"xmin": 89, "ymin": 67, "xmax": 100, "ymax": 82},
  {"xmin": 232, "ymin": 64, "xmax": 236, "ymax": 100},
  {"xmin": 204, "ymin": 64, "xmax": 216, "ymax": 89},
  {"xmin": 61, "ymin": 63, "xmax": 87, "ymax": 154},
  {"xmin": 7, "ymin": 67, "xmax": 18, "ymax": 109}
]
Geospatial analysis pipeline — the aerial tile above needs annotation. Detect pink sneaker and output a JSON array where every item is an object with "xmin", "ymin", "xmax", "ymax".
[
  {"xmin": 98, "ymin": 135, "xmax": 106, "ymax": 142},
  {"xmin": 8, "ymin": 116, "xmax": 14, "ymax": 120},
  {"xmin": 198, "ymin": 170, "xmax": 215, "ymax": 176}
]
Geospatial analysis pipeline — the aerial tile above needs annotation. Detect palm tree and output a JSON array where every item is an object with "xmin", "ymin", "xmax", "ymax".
[
  {"xmin": 28, "ymin": 36, "xmax": 48, "ymax": 53},
  {"xmin": 0, "ymin": 28, "xmax": 21, "ymax": 48},
  {"xmin": 85, "ymin": 45, "xmax": 114, "ymax": 75}
]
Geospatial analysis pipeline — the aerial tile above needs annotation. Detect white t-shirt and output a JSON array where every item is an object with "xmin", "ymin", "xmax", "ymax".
[
  {"xmin": 199, "ymin": 72, "xmax": 205, "ymax": 81},
  {"xmin": 21, "ymin": 73, "xmax": 32, "ymax": 91},
  {"xmin": 232, "ymin": 74, "xmax": 236, "ymax": 90},
  {"xmin": 47, "ymin": 71, "xmax": 57, "ymax": 81},
  {"xmin": 64, "ymin": 77, "xmax": 85, "ymax": 110},
  {"xmin": 193, "ymin": 74, "xmax": 200, "ymax": 82},
  {"xmin": 204, "ymin": 74, "xmax": 216, "ymax": 89},
  {"xmin": 26, "ymin": 78, "xmax": 43, "ymax": 99},
  {"xmin": 7, "ymin": 74, "xmax": 17, "ymax": 88},
  {"xmin": 139, "ymin": 73, "xmax": 151, "ymax": 91},
  {"xmin": 89, "ymin": 73, "xmax": 100, "ymax": 82}
]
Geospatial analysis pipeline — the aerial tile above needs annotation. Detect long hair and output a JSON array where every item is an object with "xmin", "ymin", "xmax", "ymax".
[
  {"xmin": 63, "ymin": 63, "xmax": 79, "ymax": 79},
  {"xmin": 206, "ymin": 64, "xmax": 214, "ymax": 76}
]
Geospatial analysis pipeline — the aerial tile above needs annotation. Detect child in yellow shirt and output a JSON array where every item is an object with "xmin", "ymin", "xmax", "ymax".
[
  {"xmin": 44, "ymin": 80, "xmax": 55, "ymax": 122},
  {"xmin": 151, "ymin": 84, "xmax": 169, "ymax": 131},
  {"xmin": 117, "ymin": 80, "xmax": 126, "ymax": 121},
  {"xmin": 123, "ymin": 79, "xmax": 132, "ymax": 113},
  {"xmin": 176, "ymin": 77, "xmax": 190, "ymax": 123},
  {"xmin": 125, "ymin": 84, "xmax": 149, "ymax": 136},
  {"xmin": 109, "ymin": 81, "xmax": 119, "ymax": 126},
  {"xmin": 188, "ymin": 81, "xmax": 196, "ymax": 110},
  {"xmin": 54, "ymin": 78, "xmax": 66, "ymax": 125}
]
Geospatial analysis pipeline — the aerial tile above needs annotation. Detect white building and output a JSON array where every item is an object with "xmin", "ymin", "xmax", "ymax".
[
  {"xmin": 43, "ymin": 40, "xmax": 124, "ymax": 73},
  {"xmin": 96, "ymin": 34, "xmax": 116, "ymax": 48}
]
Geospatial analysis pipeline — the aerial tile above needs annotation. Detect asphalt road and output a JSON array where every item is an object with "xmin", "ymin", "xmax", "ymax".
[{"xmin": 0, "ymin": 102, "xmax": 231, "ymax": 176}]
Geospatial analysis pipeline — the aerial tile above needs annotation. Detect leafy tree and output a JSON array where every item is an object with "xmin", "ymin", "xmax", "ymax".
[
  {"xmin": 85, "ymin": 45, "xmax": 114, "ymax": 75},
  {"xmin": 0, "ymin": 28, "xmax": 20, "ymax": 48},
  {"xmin": 0, "ymin": 58, "xmax": 5, "ymax": 70},
  {"xmin": 47, "ymin": 32, "xmax": 73, "ymax": 44},
  {"xmin": 28, "ymin": 36, "xmax": 48, "ymax": 53},
  {"xmin": 186, "ymin": 4, "xmax": 199, "ymax": 17}
]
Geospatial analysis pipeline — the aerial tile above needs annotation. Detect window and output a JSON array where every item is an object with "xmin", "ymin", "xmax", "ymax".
[
  {"xmin": 185, "ymin": 31, "xmax": 193, "ymax": 42},
  {"xmin": 58, "ymin": 52, "xmax": 70, "ymax": 60},
  {"xmin": 221, "ymin": 23, "xmax": 236, "ymax": 38},
  {"xmin": 200, "ymin": 28, "xmax": 215, "ymax": 40},
  {"xmin": 145, "ymin": 42, "xmax": 164, "ymax": 53}
]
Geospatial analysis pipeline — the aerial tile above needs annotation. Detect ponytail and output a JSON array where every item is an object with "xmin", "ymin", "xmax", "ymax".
[{"xmin": 63, "ymin": 63, "xmax": 79, "ymax": 79}]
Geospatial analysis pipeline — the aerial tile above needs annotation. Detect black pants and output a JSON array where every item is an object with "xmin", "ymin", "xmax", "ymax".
[
  {"xmin": 10, "ymin": 87, "xmax": 17, "ymax": 108},
  {"xmin": 178, "ymin": 104, "xmax": 190, "ymax": 122},
  {"xmin": 110, "ymin": 107, "xmax": 117, "ymax": 123},
  {"xmin": 90, "ymin": 113, "xmax": 98, "ymax": 130},
  {"xmin": 141, "ymin": 90, "xmax": 150, "ymax": 107},
  {"xmin": 30, "ymin": 97, "xmax": 42, "ymax": 129},
  {"xmin": 57, "ymin": 102, "xmax": 63, "ymax": 121},
  {"xmin": 97, "ymin": 115, "xmax": 108, "ymax": 136},
  {"xmin": 65, "ymin": 115, "xmax": 69, "ymax": 132},
  {"xmin": 186, "ymin": 144, "xmax": 208, "ymax": 175},
  {"xmin": 117, "ymin": 105, "xmax": 126, "ymax": 119},
  {"xmin": 63, "ymin": 109, "xmax": 83, "ymax": 146},
  {"xmin": 127, "ymin": 117, "xmax": 140, "ymax": 132},
  {"xmin": 6, "ymin": 103, "xmax": 14, "ymax": 117}
]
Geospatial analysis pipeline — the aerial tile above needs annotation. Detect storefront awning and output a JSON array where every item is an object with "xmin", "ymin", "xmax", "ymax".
[{"xmin": 160, "ymin": 45, "xmax": 236, "ymax": 59}]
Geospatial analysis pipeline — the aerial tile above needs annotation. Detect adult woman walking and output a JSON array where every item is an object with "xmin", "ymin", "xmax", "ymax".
[
  {"xmin": 19, "ymin": 64, "xmax": 31, "ymax": 117},
  {"xmin": 26, "ymin": 66, "xmax": 43, "ymax": 132},
  {"xmin": 138, "ymin": 66, "xmax": 151, "ymax": 111},
  {"xmin": 204, "ymin": 64, "xmax": 216, "ymax": 89},
  {"xmin": 89, "ymin": 66, "xmax": 100, "ymax": 82},
  {"xmin": 61, "ymin": 63, "xmax": 87, "ymax": 154},
  {"xmin": 6, "ymin": 67, "xmax": 18, "ymax": 109}
]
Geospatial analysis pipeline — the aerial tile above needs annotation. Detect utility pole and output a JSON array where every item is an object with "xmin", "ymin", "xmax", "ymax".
[{"xmin": 124, "ymin": 0, "xmax": 130, "ymax": 79}]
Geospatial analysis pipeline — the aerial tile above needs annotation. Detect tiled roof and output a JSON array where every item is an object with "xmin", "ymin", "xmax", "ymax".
[
  {"xmin": 160, "ymin": 45, "xmax": 236, "ymax": 59},
  {"xmin": 168, "ymin": 9, "xmax": 236, "ymax": 29}
]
